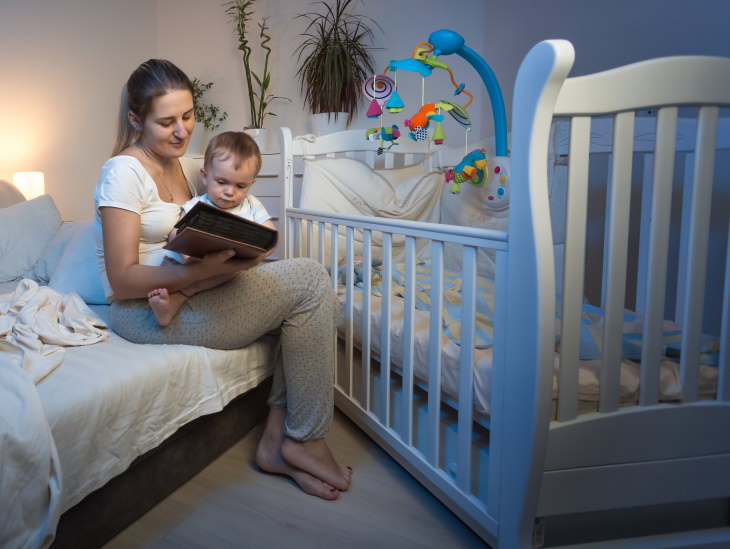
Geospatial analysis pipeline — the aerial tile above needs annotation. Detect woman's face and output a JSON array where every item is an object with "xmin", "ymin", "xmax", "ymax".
[{"xmin": 135, "ymin": 89, "xmax": 195, "ymax": 159}]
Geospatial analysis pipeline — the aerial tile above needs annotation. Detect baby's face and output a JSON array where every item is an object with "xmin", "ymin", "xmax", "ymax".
[{"xmin": 201, "ymin": 154, "xmax": 257, "ymax": 210}]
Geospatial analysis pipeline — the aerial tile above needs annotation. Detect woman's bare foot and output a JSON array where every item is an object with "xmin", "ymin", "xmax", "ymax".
[
  {"xmin": 148, "ymin": 288, "xmax": 186, "ymax": 327},
  {"xmin": 256, "ymin": 409, "xmax": 339, "ymax": 500},
  {"xmin": 281, "ymin": 437, "xmax": 353, "ymax": 492}
]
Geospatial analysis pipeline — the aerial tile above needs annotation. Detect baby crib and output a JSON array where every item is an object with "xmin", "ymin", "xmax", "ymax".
[{"xmin": 278, "ymin": 39, "xmax": 730, "ymax": 547}]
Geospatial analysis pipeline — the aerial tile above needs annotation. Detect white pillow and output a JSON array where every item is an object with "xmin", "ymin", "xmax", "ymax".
[
  {"xmin": 48, "ymin": 221, "xmax": 107, "ymax": 305},
  {"xmin": 298, "ymin": 157, "xmax": 443, "ymax": 265},
  {"xmin": 0, "ymin": 195, "xmax": 62, "ymax": 283},
  {"xmin": 33, "ymin": 221, "xmax": 89, "ymax": 284}
]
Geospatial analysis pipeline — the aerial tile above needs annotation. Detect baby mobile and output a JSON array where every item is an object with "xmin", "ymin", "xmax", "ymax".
[{"xmin": 361, "ymin": 29, "xmax": 510, "ymax": 210}]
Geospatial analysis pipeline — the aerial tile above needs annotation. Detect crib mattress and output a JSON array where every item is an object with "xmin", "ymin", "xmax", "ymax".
[
  {"xmin": 338, "ymin": 294, "xmax": 719, "ymax": 418},
  {"xmin": 35, "ymin": 305, "xmax": 275, "ymax": 513}
]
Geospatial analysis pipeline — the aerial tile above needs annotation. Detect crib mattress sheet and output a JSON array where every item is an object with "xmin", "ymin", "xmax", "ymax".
[
  {"xmin": 35, "ymin": 304, "xmax": 275, "ymax": 513},
  {"xmin": 338, "ymin": 294, "xmax": 719, "ymax": 417}
]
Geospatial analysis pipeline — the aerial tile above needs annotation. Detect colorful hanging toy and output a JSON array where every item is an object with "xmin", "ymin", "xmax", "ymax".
[{"xmin": 361, "ymin": 30, "xmax": 510, "ymax": 210}]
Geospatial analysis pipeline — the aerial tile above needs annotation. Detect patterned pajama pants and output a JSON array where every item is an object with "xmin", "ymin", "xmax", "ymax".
[{"xmin": 109, "ymin": 257, "xmax": 336, "ymax": 441}]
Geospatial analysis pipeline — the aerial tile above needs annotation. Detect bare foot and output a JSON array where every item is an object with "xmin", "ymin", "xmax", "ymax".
[
  {"xmin": 256, "ymin": 410, "xmax": 339, "ymax": 500},
  {"xmin": 281, "ymin": 437, "xmax": 353, "ymax": 492},
  {"xmin": 148, "ymin": 288, "xmax": 184, "ymax": 327}
]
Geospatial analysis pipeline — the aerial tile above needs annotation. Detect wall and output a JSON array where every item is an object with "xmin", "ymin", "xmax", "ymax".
[
  {"xmin": 486, "ymin": 0, "xmax": 730, "ymax": 123},
  {"xmin": 155, "ymin": 0, "xmax": 492, "ymax": 151},
  {"xmin": 0, "ymin": 0, "xmax": 157, "ymax": 220},
  {"xmin": 1, "ymin": 0, "xmax": 729, "ymax": 220}
]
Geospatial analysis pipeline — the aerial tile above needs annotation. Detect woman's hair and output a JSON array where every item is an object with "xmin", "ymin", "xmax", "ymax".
[
  {"xmin": 112, "ymin": 59, "xmax": 194, "ymax": 156},
  {"xmin": 204, "ymin": 131, "xmax": 262, "ymax": 176}
]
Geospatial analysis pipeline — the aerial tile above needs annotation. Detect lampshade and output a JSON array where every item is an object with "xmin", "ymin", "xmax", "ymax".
[{"xmin": 12, "ymin": 171, "xmax": 45, "ymax": 200}]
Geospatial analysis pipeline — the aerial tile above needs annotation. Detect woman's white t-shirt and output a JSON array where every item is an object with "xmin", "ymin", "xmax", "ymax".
[{"xmin": 93, "ymin": 155, "xmax": 200, "ymax": 300}]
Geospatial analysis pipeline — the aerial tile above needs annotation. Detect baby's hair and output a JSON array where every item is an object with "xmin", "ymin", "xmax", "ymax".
[
  {"xmin": 112, "ymin": 59, "xmax": 194, "ymax": 156},
  {"xmin": 204, "ymin": 131, "xmax": 262, "ymax": 175}
]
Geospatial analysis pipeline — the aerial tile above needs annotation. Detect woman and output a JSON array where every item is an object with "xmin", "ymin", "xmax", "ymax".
[{"xmin": 94, "ymin": 59, "xmax": 351, "ymax": 499}]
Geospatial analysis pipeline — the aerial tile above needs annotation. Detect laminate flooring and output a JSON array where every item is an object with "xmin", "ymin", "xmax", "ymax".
[{"xmin": 103, "ymin": 410, "xmax": 488, "ymax": 549}]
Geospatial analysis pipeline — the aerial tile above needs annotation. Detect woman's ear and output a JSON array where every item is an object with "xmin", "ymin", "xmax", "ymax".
[{"xmin": 128, "ymin": 111, "xmax": 141, "ymax": 131}]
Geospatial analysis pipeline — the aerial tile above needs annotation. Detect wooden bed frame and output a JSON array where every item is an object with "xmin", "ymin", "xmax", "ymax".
[{"xmin": 279, "ymin": 39, "xmax": 730, "ymax": 547}]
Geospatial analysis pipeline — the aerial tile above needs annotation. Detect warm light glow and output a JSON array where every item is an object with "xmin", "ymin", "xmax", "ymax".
[{"xmin": 12, "ymin": 171, "xmax": 45, "ymax": 200}]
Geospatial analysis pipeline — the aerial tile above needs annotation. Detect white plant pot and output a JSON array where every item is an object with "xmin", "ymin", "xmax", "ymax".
[
  {"xmin": 311, "ymin": 112, "xmax": 349, "ymax": 136},
  {"xmin": 243, "ymin": 128, "xmax": 270, "ymax": 151}
]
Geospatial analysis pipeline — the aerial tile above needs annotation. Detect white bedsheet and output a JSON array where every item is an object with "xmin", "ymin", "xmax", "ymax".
[
  {"xmin": 35, "ymin": 309, "xmax": 275, "ymax": 513},
  {"xmin": 0, "ymin": 356, "xmax": 62, "ymax": 549},
  {"xmin": 0, "ymin": 279, "xmax": 108, "ymax": 384}
]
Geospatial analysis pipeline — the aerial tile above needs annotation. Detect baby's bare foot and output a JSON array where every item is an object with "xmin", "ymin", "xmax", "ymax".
[
  {"xmin": 148, "ymin": 288, "xmax": 175, "ymax": 327},
  {"xmin": 256, "ymin": 432, "xmax": 339, "ymax": 500},
  {"xmin": 281, "ymin": 437, "xmax": 352, "ymax": 491}
]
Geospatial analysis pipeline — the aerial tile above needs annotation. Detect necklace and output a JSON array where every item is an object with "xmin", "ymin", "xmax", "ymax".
[{"xmin": 157, "ymin": 160, "xmax": 174, "ymax": 201}]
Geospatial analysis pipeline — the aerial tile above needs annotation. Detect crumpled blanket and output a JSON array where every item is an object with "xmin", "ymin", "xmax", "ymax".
[{"xmin": 0, "ymin": 279, "xmax": 108, "ymax": 383}]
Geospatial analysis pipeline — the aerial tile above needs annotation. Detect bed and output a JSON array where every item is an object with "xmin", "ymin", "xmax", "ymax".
[
  {"xmin": 278, "ymin": 39, "xmax": 730, "ymax": 547},
  {"xmin": 0, "ymin": 161, "xmax": 275, "ymax": 548}
]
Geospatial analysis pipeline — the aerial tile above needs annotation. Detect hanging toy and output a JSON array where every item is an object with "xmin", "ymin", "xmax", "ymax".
[
  {"xmin": 365, "ymin": 124, "xmax": 401, "ymax": 154},
  {"xmin": 362, "ymin": 74, "xmax": 396, "ymax": 104},
  {"xmin": 403, "ymin": 102, "xmax": 445, "ymax": 141},
  {"xmin": 366, "ymin": 98, "xmax": 383, "ymax": 118},
  {"xmin": 432, "ymin": 122, "xmax": 445, "ymax": 144},
  {"xmin": 445, "ymin": 149, "xmax": 488, "ymax": 194},
  {"xmin": 385, "ymin": 89, "xmax": 405, "ymax": 113}
]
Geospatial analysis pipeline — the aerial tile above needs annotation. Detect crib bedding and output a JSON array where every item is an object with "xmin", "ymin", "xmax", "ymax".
[
  {"xmin": 34, "ymin": 303, "xmax": 275, "ymax": 513},
  {"xmin": 337, "ymin": 284, "xmax": 719, "ymax": 417}
]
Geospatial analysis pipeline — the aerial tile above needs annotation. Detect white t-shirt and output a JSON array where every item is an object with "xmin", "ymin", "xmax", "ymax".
[
  {"xmin": 181, "ymin": 193, "xmax": 271, "ymax": 225},
  {"xmin": 93, "ymin": 155, "xmax": 201, "ymax": 300}
]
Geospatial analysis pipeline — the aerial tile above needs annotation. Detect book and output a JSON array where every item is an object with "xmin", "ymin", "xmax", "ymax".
[{"xmin": 163, "ymin": 201, "xmax": 278, "ymax": 259}]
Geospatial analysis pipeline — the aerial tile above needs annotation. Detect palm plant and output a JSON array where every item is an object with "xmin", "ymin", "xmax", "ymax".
[
  {"xmin": 225, "ymin": 0, "xmax": 289, "ymax": 129},
  {"xmin": 294, "ymin": 0, "xmax": 381, "ymax": 124}
]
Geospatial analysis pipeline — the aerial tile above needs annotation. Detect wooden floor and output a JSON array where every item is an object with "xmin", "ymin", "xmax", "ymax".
[{"xmin": 103, "ymin": 410, "xmax": 488, "ymax": 549}]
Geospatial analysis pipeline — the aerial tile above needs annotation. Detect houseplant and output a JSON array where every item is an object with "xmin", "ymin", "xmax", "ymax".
[
  {"xmin": 294, "ymin": 0, "xmax": 381, "ymax": 133},
  {"xmin": 191, "ymin": 78, "xmax": 228, "ymax": 131},
  {"xmin": 225, "ymin": 0, "xmax": 290, "ymax": 132}
]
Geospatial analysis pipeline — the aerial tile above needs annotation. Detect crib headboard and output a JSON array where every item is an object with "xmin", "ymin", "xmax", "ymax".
[{"xmin": 503, "ymin": 39, "xmax": 730, "ymax": 544}]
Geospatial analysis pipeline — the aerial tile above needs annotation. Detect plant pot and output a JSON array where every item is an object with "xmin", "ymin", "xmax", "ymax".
[
  {"xmin": 244, "ymin": 128, "xmax": 270, "ymax": 151},
  {"xmin": 311, "ymin": 113, "xmax": 349, "ymax": 136}
]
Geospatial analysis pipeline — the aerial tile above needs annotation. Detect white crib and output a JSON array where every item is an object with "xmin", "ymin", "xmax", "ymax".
[{"xmin": 278, "ymin": 39, "xmax": 730, "ymax": 547}]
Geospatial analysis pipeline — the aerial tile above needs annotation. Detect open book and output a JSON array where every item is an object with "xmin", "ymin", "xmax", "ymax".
[{"xmin": 163, "ymin": 201, "xmax": 278, "ymax": 259}]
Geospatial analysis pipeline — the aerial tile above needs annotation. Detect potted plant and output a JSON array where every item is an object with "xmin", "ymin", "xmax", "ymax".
[
  {"xmin": 190, "ymin": 78, "xmax": 228, "ymax": 154},
  {"xmin": 225, "ymin": 0, "xmax": 290, "ymax": 138},
  {"xmin": 294, "ymin": 0, "xmax": 381, "ymax": 134}
]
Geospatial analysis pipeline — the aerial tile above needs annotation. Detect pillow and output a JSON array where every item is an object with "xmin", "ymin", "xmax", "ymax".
[
  {"xmin": 0, "ymin": 195, "xmax": 62, "ymax": 283},
  {"xmin": 298, "ymin": 157, "xmax": 443, "ymax": 265},
  {"xmin": 32, "ymin": 221, "xmax": 89, "ymax": 284},
  {"xmin": 48, "ymin": 220, "xmax": 107, "ymax": 305},
  {"xmin": 440, "ymin": 181, "xmax": 509, "ymax": 279}
]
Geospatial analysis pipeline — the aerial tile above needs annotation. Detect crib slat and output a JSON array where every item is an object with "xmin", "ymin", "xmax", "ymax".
[
  {"xmin": 635, "ymin": 154, "xmax": 654, "ymax": 315},
  {"xmin": 379, "ymin": 234, "xmax": 393, "ymax": 425},
  {"xmin": 599, "ymin": 112, "xmax": 635, "ymax": 412},
  {"xmin": 343, "ymin": 227, "xmax": 356, "ymax": 396},
  {"xmin": 557, "ymin": 116, "xmax": 591, "ymax": 422},
  {"xmin": 317, "ymin": 221, "xmax": 326, "ymax": 266},
  {"xmin": 719, "ymin": 220, "xmax": 730, "ymax": 401},
  {"xmin": 457, "ymin": 246, "xmax": 477, "ymax": 493},
  {"xmin": 330, "ymin": 224, "xmax": 339, "ymax": 288},
  {"xmin": 679, "ymin": 107, "xmax": 719, "ymax": 402},
  {"xmin": 401, "ymin": 237, "xmax": 417, "ymax": 445},
  {"xmin": 640, "ymin": 106, "xmax": 678, "ymax": 406},
  {"xmin": 426, "ymin": 241, "xmax": 444, "ymax": 467},
  {"xmin": 362, "ymin": 230, "xmax": 373, "ymax": 410},
  {"xmin": 488, "ymin": 249, "xmax": 509, "ymax": 516}
]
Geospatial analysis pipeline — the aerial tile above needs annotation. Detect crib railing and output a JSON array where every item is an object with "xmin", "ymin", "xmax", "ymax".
[{"xmin": 286, "ymin": 207, "xmax": 508, "ymax": 544}]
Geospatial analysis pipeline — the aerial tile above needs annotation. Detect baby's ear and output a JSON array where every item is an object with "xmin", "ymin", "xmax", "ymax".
[{"xmin": 200, "ymin": 168, "xmax": 207, "ymax": 180}]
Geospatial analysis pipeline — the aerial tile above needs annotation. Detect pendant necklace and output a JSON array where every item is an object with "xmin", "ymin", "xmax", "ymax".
[{"xmin": 158, "ymin": 160, "xmax": 174, "ymax": 201}]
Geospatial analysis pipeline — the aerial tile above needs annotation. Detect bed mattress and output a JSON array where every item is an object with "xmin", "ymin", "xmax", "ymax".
[
  {"xmin": 337, "ymin": 293, "xmax": 719, "ymax": 419},
  {"xmin": 35, "ymin": 304, "xmax": 275, "ymax": 513}
]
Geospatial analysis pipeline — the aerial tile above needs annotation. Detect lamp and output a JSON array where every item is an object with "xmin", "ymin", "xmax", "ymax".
[{"xmin": 12, "ymin": 171, "xmax": 45, "ymax": 200}]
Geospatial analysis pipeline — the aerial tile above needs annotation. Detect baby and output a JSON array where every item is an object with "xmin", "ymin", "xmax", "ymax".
[{"xmin": 148, "ymin": 131, "xmax": 277, "ymax": 326}]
